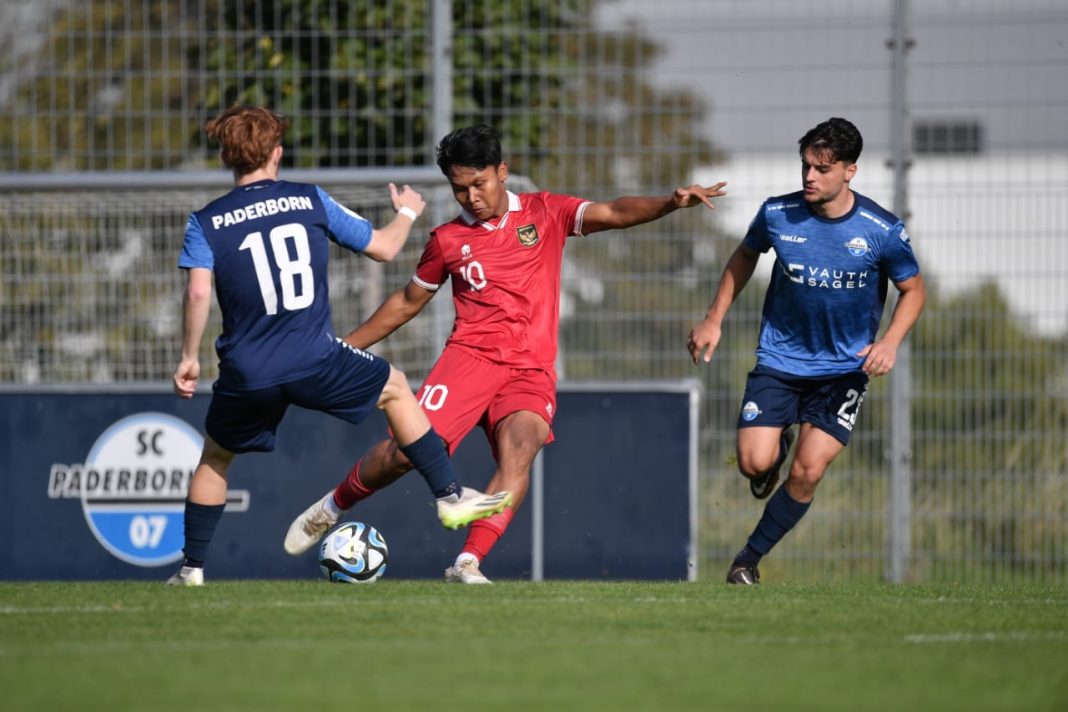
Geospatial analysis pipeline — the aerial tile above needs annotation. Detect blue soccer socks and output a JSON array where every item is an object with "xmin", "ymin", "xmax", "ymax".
[
  {"xmin": 181, "ymin": 501, "xmax": 226, "ymax": 567},
  {"xmin": 400, "ymin": 428, "xmax": 462, "ymax": 500},
  {"xmin": 746, "ymin": 485, "xmax": 811, "ymax": 558}
]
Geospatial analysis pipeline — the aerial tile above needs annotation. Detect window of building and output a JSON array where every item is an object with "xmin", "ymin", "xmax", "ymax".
[{"xmin": 913, "ymin": 120, "xmax": 983, "ymax": 154}]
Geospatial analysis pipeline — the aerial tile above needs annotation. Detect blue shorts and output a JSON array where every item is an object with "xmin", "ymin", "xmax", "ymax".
[
  {"xmin": 206, "ymin": 341, "xmax": 391, "ymax": 454},
  {"xmin": 736, "ymin": 365, "xmax": 869, "ymax": 445}
]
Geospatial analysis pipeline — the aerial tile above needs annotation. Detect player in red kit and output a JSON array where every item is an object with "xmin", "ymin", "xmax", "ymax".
[{"xmin": 285, "ymin": 124, "xmax": 726, "ymax": 582}]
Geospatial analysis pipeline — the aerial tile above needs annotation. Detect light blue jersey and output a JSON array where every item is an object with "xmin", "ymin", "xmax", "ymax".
[{"xmin": 743, "ymin": 191, "xmax": 920, "ymax": 377}]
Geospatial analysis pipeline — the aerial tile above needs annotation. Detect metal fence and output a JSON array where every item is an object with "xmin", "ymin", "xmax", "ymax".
[
  {"xmin": 0, "ymin": 170, "xmax": 539, "ymax": 383},
  {"xmin": 1, "ymin": 0, "xmax": 1065, "ymax": 583}
]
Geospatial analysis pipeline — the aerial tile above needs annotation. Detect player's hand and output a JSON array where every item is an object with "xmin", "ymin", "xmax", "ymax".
[
  {"xmin": 687, "ymin": 319, "xmax": 723, "ymax": 364},
  {"xmin": 389, "ymin": 182, "xmax": 426, "ymax": 218},
  {"xmin": 672, "ymin": 182, "xmax": 727, "ymax": 210},
  {"xmin": 173, "ymin": 358, "xmax": 200, "ymax": 399},
  {"xmin": 857, "ymin": 341, "xmax": 898, "ymax": 377}
]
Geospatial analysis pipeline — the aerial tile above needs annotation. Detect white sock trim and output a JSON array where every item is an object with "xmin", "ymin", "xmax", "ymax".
[
  {"xmin": 455, "ymin": 552, "xmax": 479, "ymax": 567},
  {"xmin": 323, "ymin": 493, "xmax": 342, "ymax": 517}
]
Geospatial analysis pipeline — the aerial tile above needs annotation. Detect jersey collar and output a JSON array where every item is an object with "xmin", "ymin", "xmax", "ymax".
[
  {"xmin": 460, "ymin": 191, "xmax": 522, "ymax": 230},
  {"xmin": 240, "ymin": 178, "xmax": 276, "ymax": 189}
]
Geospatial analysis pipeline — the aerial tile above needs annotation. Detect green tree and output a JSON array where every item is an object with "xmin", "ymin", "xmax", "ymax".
[
  {"xmin": 0, "ymin": 1, "xmax": 717, "ymax": 176},
  {"xmin": 195, "ymin": 0, "xmax": 433, "ymax": 168},
  {"xmin": 905, "ymin": 280, "xmax": 1068, "ymax": 579},
  {"xmin": 0, "ymin": 1, "xmax": 192, "ymax": 171},
  {"xmin": 910, "ymin": 280, "xmax": 1067, "ymax": 474}
]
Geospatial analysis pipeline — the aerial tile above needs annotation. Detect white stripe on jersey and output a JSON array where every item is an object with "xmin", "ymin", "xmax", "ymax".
[
  {"xmin": 412, "ymin": 274, "xmax": 442, "ymax": 291},
  {"xmin": 573, "ymin": 201, "xmax": 593, "ymax": 237}
]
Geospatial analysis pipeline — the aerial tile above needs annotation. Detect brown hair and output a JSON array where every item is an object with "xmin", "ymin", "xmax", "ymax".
[
  {"xmin": 204, "ymin": 106, "xmax": 288, "ymax": 176},
  {"xmin": 798, "ymin": 117, "xmax": 863, "ymax": 165}
]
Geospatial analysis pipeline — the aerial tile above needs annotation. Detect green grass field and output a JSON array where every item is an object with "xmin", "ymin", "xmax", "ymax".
[{"xmin": 2, "ymin": 581, "xmax": 1066, "ymax": 711}]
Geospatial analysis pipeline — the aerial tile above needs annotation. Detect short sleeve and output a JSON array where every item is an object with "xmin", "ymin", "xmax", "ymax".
[
  {"xmin": 742, "ymin": 202, "xmax": 772, "ymax": 253},
  {"xmin": 317, "ymin": 186, "xmax": 373, "ymax": 252},
  {"xmin": 882, "ymin": 222, "xmax": 921, "ymax": 283},
  {"xmin": 412, "ymin": 232, "xmax": 447, "ymax": 290},
  {"xmin": 541, "ymin": 192, "xmax": 590, "ymax": 238},
  {"xmin": 178, "ymin": 214, "xmax": 213, "ymax": 269}
]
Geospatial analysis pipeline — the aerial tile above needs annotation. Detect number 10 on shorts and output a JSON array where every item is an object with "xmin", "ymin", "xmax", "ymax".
[{"xmin": 418, "ymin": 384, "xmax": 448, "ymax": 411}]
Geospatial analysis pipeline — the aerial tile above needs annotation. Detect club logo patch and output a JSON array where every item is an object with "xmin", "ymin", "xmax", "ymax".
[
  {"xmin": 845, "ymin": 237, "xmax": 869, "ymax": 256},
  {"xmin": 741, "ymin": 401, "xmax": 762, "ymax": 422},
  {"xmin": 517, "ymin": 224, "xmax": 539, "ymax": 247}
]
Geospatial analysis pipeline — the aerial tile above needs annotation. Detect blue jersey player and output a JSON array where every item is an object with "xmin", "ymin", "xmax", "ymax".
[
  {"xmin": 166, "ymin": 106, "xmax": 510, "ymax": 586},
  {"xmin": 688, "ymin": 117, "xmax": 926, "ymax": 584}
]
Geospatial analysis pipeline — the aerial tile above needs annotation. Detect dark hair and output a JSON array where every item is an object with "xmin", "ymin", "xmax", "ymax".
[
  {"xmin": 798, "ymin": 117, "xmax": 863, "ymax": 165},
  {"xmin": 205, "ymin": 105, "xmax": 288, "ymax": 175},
  {"xmin": 435, "ymin": 124, "xmax": 503, "ymax": 176}
]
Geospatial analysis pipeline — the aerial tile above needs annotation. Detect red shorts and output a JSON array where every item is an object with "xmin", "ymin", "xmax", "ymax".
[{"xmin": 416, "ymin": 346, "xmax": 557, "ymax": 456}]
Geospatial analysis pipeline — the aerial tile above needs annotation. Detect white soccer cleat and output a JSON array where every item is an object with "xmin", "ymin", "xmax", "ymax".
[
  {"xmin": 166, "ymin": 565, "xmax": 204, "ymax": 587},
  {"xmin": 444, "ymin": 558, "xmax": 492, "ymax": 585},
  {"xmin": 436, "ymin": 487, "xmax": 512, "ymax": 530},
  {"xmin": 284, "ymin": 490, "xmax": 340, "ymax": 555}
]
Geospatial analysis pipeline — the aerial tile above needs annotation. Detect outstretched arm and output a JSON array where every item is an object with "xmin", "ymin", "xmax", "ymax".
[
  {"xmin": 687, "ymin": 243, "xmax": 760, "ymax": 364},
  {"xmin": 173, "ymin": 267, "xmax": 213, "ymax": 398},
  {"xmin": 857, "ymin": 273, "xmax": 926, "ymax": 377},
  {"xmin": 363, "ymin": 183, "xmax": 428, "ymax": 262},
  {"xmin": 580, "ymin": 182, "xmax": 727, "ymax": 235},
  {"xmin": 343, "ymin": 280, "xmax": 437, "ymax": 350}
]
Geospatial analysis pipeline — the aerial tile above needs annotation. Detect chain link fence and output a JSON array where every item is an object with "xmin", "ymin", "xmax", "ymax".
[{"xmin": 1, "ymin": 0, "xmax": 1065, "ymax": 583}]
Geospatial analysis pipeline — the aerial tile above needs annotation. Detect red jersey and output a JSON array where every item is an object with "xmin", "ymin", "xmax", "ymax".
[{"xmin": 413, "ymin": 191, "xmax": 591, "ymax": 370}]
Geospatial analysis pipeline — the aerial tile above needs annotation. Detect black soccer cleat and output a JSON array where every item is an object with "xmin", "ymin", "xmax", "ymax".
[
  {"xmin": 726, "ymin": 564, "xmax": 760, "ymax": 585},
  {"xmin": 749, "ymin": 426, "xmax": 795, "ymax": 500}
]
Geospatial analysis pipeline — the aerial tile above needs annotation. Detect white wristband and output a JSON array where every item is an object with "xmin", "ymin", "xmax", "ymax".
[{"xmin": 397, "ymin": 206, "xmax": 418, "ymax": 221}]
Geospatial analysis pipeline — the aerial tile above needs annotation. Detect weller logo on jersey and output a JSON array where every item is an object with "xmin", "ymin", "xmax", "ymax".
[
  {"xmin": 46, "ymin": 413, "xmax": 250, "ymax": 567},
  {"xmin": 517, "ymin": 224, "xmax": 540, "ymax": 247}
]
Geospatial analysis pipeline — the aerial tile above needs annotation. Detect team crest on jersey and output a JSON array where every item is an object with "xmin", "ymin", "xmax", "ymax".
[
  {"xmin": 845, "ymin": 237, "xmax": 869, "ymax": 256},
  {"xmin": 517, "ymin": 224, "xmax": 539, "ymax": 247}
]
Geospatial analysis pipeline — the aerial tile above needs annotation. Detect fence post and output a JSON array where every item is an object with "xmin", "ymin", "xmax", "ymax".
[
  {"xmin": 429, "ymin": 0, "xmax": 454, "ymax": 351},
  {"xmin": 887, "ymin": 0, "xmax": 914, "ymax": 584}
]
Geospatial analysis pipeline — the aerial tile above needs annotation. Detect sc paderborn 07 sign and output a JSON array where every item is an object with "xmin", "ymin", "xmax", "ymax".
[{"xmin": 47, "ymin": 412, "xmax": 248, "ymax": 567}]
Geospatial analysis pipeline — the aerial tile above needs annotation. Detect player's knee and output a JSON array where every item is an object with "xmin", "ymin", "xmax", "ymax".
[
  {"xmin": 737, "ymin": 450, "xmax": 777, "ymax": 478},
  {"xmin": 786, "ymin": 462, "xmax": 824, "ymax": 496},
  {"xmin": 200, "ymin": 435, "xmax": 235, "ymax": 469},
  {"xmin": 378, "ymin": 366, "xmax": 412, "ymax": 405},
  {"xmin": 496, "ymin": 413, "xmax": 548, "ymax": 456},
  {"xmin": 497, "ymin": 443, "xmax": 543, "ymax": 480}
]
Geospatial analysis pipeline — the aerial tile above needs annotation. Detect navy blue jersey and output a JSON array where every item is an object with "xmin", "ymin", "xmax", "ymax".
[
  {"xmin": 179, "ymin": 179, "xmax": 373, "ymax": 391},
  {"xmin": 744, "ymin": 191, "xmax": 920, "ymax": 376}
]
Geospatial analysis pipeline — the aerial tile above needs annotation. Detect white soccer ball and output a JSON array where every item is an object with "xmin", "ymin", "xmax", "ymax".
[{"xmin": 318, "ymin": 521, "xmax": 388, "ymax": 583}]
